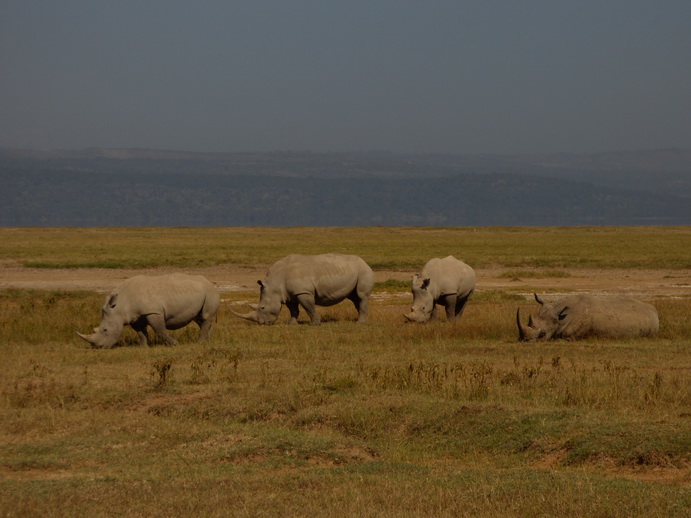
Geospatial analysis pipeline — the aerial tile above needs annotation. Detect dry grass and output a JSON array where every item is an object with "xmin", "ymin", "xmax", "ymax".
[{"xmin": 1, "ymin": 226, "xmax": 690, "ymax": 517}]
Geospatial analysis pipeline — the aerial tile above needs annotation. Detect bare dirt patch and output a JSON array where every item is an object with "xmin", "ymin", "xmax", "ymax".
[
  {"xmin": 1, "ymin": 265, "xmax": 689, "ymax": 300},
  {"xmin": 477, "ymin": 267, "xmax": 691, "ymax": 300}
]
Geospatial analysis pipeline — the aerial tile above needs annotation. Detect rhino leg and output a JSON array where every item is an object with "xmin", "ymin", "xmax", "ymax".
[
  {"xmin": 348, "ymin": 293, "xmax": 369, "ymax": 323},
  {"xmin": 441, "ymin": 294, "xmax": 458, "ymax": 321},
  {"xmin": 196, "ymin": 299, "xmax": 218, "ymax": 340},
  {"xmin": 131, "ymin": 319, "xmax": 150, "ymax": 347},
  {"xmin": 146, "ymin": 314, "xmax": 178, "ymax": 346},
  {"xmin": 196, "ymin": 318, "xmax": 213, "ymax": 341},
  {"xmin": 453, "ymin": 292, "xmax": 473, "ymax": 320},
  {"xmin": 286, "ymin": 301, "xmax": 300, "ymax": 324},
  {"xmin": 296, "ymin": 294, "xmax": 320, "ymax": 325}
]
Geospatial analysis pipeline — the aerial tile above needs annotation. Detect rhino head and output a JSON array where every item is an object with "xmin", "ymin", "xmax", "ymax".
[
  {"xmin": 77, "ymin": 294, "xmax": 124, "ymax": 348},
  {"xmin": 516, "ymin": 293, "xmax": 567, "ymax": 342},
  {"xmin": 230, "ymin": 280, "xmax": 282, "ymax": 325},
  {"xmin": 403, "ymin": 275, "xmax": 435, "ymax": 323}
]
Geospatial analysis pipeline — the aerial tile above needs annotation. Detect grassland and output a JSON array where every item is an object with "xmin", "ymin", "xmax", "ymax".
[
  {"xmin": 1, "ymin": 226, "xmax": 690, "ymax": 270},
  {"xmin": 1, "ymin": 227, "xmax": 690, "ymax": 517}
]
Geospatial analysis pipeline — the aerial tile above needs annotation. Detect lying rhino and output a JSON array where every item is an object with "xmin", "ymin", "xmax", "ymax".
[
  {"xmin": 517, "ymin": 293, "xmax": 659, "ymax": 341},
  {"xmin": 78, "ymin": 273, "xmax": 220, "ymax": 348},
  {"xmin": 404, "ymin": 256, "xmax": 476, "ymax": 323},
  {"xmin": 231, "ymin": 253, "xmax": 374, "ymax": 325}
]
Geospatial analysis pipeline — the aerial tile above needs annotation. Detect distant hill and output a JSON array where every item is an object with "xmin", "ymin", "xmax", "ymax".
[{"xmin": 1, "ymin": 148, "xmax": 689, "ymax": 226}]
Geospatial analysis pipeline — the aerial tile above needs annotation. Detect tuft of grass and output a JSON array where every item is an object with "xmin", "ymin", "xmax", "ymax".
[
  {"xmin": 471, "ymin": 290, "xmax": 525, "ymax": 303},
  {"xmin": 374, "ymin": 279, "xmax": 409, "ymax": 291}
]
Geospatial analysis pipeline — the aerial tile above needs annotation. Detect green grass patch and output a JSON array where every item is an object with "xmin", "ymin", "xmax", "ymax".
[
  {"xmin": 2, "ymin": 226, "xmax": 690, "ymax": 270},
  {"xmin": 374, "ymin": 279, "xmax": 409, "ymax": 291}
]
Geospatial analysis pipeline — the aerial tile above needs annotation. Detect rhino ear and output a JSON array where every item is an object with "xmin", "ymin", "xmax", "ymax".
[
  {"xmin": 257, "ymin": 280, "xmax": 265, "ymax": 290},
  {"xmin": 107, "ymin": 294, "xmax": 118, "ymax": 308},
  {"xmin": 558, "ymin": 307, "xmax": 569, "ymax": 320},
  {"xmin": 421, "ymin": 278, "xmax": 431, "ymax": 290}
]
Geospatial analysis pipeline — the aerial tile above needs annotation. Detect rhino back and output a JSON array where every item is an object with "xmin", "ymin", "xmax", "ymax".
[
  {"xmin": 557, "ymin": 295, "xmax": 658, "ymax": 338},
  {"xmin": 588, "ymin": 296, "xmax": 659, "ymax": 337},
  {"xmin": 278, "ymin": 254, "xmax": 373, "ymax": 301},
  {"xmin": 420, "ymin": 256, "xmax": 475, "ymax": 297},
  {"xmin": 117, "ymin": 274, "xmax": 217, "ymax": 323}
]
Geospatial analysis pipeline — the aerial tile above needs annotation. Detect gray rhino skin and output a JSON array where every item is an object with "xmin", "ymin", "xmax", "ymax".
[
  {"xmin": 231, "ymin": 253, "xmax": 374, "ymax": 325},
  {"xmin": 517, "ymin": 293, "xmax": 659, "ymax": 341},
  {"xmin": 404, "ymin": 256, "xmax": 476, "ymax": 323},
  {"xmin": 77, "ymin": 273, "xmax": 220, "ymax": 348}
]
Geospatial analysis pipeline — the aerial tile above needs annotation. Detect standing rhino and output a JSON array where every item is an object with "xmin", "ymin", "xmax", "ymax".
[
  {"xmin": 77, "ymin": 273, "xmax": 220, "ymax": 348},
  {"xmin": 231, "ymin": 253, "xmax": 374, "ymax": 325},
  {"xmin": 516, "ymin": 293, "xmax": 659, "ymax": 341},
  {"xmin": 404, "ymin": 256, "xmax": 476, "ymax": 323}
]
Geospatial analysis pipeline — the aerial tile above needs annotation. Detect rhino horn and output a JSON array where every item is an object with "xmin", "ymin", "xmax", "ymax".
[
  {"xmin": 403, "ymin": 312, "xmax": 414, "ymax": 322},
  {"xmin": 516, "ymin": 308, "xmax": 528, "ymax": 341},
  {"xmin": 77, "ymin": 331, "xmax": 97, "ymax": 346},
  {"xmin": 229, "ymin": 306, "xmax": 259, "ymax": 323}
]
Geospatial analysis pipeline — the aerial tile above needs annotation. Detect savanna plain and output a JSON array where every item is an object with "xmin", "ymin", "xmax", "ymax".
[{"xmin": 1, "ymin": 226, "xmax": 690, "ymax": 517}]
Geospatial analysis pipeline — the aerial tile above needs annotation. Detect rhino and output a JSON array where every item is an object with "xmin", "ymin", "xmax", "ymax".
[
  {"xmin": 403, "ymin": 256, "xmax": 476, "ymax": 323},
  {"xmin": 516, "ymin": 293, "xmax": 659, "ymax": 341},
  {"xmin": 77, "ymin": 273, "xmax": 220, "ymax": 348},
  {"xmin": 230, "ymin": 253, "xmax": 374, "ymax": 325}
]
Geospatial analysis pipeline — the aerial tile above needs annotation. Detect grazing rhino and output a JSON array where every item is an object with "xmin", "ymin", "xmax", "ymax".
[
  {"xmin": 516, "ymin": 293, "xmax": 659, "ymax": 342},
  {"xmin": 403, "ymin": 256, "xmax": 476, "ymax": 323},
  {"xmin": 230, "ymin": 253, "xmax": 374, "ymax": 325},
  {"xmin": 77, "ymin": 273, "xmax": 220, "ymax": 348}
]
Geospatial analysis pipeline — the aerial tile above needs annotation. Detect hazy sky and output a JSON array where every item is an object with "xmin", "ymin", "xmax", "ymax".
[{"xmin": 2, "ymin": 2, "xmax": 690, "ymax": 154}]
